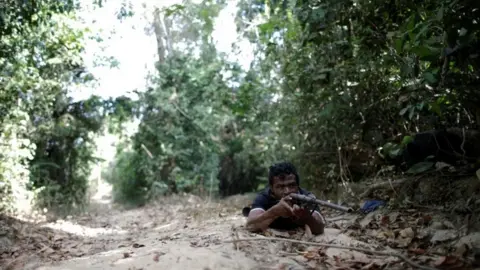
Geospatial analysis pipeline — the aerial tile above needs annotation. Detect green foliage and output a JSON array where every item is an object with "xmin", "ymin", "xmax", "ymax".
[
  {"xmin": 231, "ymin": 0, "xmax": 480, "ymax": 193},
  {"xmin": 29, "ymin": 95, "xmax": 108, "ymax": 213},
  {"xmin": 10, "ymin": 0, "xmax": 475, "ymax": 210},
  {"xmin": 0, "ymin": 2, "xmax": 85, "ymax": 213},
  {"xmin": 104, "ymin": 146, "xmax": 147, "ymax": 206},
  {"xmin": 110, "ymin": 51, "xmax": 230, "ymax": 202},
  {"xmin": 0, "ymin": 0, "xmax": 116, "ymax": 214},
  {"xmin": 108, "ymin": 0, "xmax": 274, "ymax": 203}
]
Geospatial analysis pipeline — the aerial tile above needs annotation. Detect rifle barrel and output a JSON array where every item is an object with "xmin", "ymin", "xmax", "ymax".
[{"xmin": 290, "ymin": 193, "xmax": 353, "ymax": 213}]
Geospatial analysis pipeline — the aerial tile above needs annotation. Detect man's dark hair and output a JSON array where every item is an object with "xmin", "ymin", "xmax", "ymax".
[{"xmin": 268, "ymin": 162, "xmax": 300, "ymax": 185}]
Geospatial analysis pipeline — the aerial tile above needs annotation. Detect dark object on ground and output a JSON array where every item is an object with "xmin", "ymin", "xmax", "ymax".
[
  {"xmin": 361, "ymin": 200, "xmax": 386, "ymax": 213},
  {"xmin": 393, "ymin": 128, "xmax": 480, "ymax": 170}
]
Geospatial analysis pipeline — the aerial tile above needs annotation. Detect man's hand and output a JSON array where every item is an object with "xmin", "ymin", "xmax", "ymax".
[
  {"xmin": 271, "ymin": 196, "xmax": 295, "ymax": 218},
  {"xmin": 292, "ymin": 204, "xmax": 312, "ymax": 222}
]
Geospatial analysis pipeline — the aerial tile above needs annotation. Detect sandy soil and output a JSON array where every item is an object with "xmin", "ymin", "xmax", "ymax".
[{"xmin": 2, "ymin": 181, "xmax": 479, "ymax": 270}]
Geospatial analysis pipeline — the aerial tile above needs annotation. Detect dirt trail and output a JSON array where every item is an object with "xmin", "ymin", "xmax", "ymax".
[
  {"xmin": 34, "ymin": 195, "xmax": 258, "ymax": 270},
  {"xmin": 2, "ymin": 181, "xmax": 480, "ymax": 270}
]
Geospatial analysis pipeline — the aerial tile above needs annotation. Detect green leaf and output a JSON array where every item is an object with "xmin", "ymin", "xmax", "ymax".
[
  {"xmin": 415, "ymin": 23, "xmax": 431, "ymax": 41},
  {"xmin": 411, "ymin": 45, "xmax": 436, "ymax": 57},
  {"xmin": 401, "ymin": 135, "xmax": 413, "ymax": 146},
  {"xmin": 406, "ymin": 161, "xmax": 435, "ymax": 174},
  {"xmin": 258, "ymin": 22, "xmax": 275, "ymax": 35},
  {"xmin": 394, "ymin": 38, "xmax": 404, "ymax": 53},
  {"xmin": 408, "ymin": 107, "xmax": 415, "ymax": 120},
  {"xmin": 46, "ymin": 57, "xmax": 63, "ymax": 65},
  {"xmin": 311, "ymin": 8, "xmax": 326, "ymax": 21},
  {"xmin": 429, "ymin": 102, "xmax": 442, "ymax": 116},
  {"xmin": 423, "ymin": 72, "xmax": 437, "ymax": 84},
  {"xmin": 164, "ymin": 4, "xmax": 185, "ymax": 17},
  {"xmin": 436, "ymin": 7, "xmax": 444, "ymax": 21},
  {"xmin": 399, "ymin": 106, "xmax": 409, "ymax": 116},
  {"xmin": 390, "ymin": 148, "xmax": 402, "ymax": 158},
  {"xmin": 407, "ymin": 14, "xmax": 416, "ymax": 32}
]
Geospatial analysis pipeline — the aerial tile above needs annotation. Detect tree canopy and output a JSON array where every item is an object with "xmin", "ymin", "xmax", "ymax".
[{"xmin": 1, "ymin": 0, "xmax": 479, "ymax": 214}]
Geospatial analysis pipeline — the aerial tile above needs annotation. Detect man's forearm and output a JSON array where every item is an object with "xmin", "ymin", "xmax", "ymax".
[
  {"xmin": 246, "ymin": 208, "xmax": 279, "ymax": 232},
  {"xmin": 305, "ymin": 212, "xmax": 325, "ymax": 235}
]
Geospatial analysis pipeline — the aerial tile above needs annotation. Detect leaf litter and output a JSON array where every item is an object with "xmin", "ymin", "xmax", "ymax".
[{"xmin": 0, "ymin": 193, "xmax": 479, "ymax": 270}]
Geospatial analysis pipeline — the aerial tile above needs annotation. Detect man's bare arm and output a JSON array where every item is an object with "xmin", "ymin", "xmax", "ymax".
[
  {"xmin": 304, "ymin": 211, "xmax": 325, "ymax": 235},
  {"xmin": 301, "ymin": 194, "xmax": 326, "ymax": 235},
  {"xmin": 245, "ymin": 208, "xmax": 279, "ymax": 232}
]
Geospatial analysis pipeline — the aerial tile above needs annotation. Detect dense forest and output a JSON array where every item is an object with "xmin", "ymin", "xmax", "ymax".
[{"xmin": 1, "ymin": 0, "xmax": 479, "ymax": 216}]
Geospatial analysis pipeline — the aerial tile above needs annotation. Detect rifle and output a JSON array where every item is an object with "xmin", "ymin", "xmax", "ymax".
[
  {"xmin": 242, "ymin": 193, "xmax": 353, "ymax": 217},
  {"xmin": 289, "ymin": 193, "xmax": 354, "ymax": 213}
]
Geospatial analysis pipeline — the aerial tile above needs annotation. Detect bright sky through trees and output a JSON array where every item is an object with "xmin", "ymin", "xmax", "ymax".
[{"xmin": 72, "ymin": 0, "xmax": 254, "ymax": 102}]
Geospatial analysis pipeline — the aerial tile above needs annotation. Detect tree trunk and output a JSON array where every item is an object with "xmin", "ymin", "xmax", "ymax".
[
  {"xmin": 153, "ymin": 7, "xmax": 166, "ymax": 64},
  {"xmin": 476, "ymin": 108, "xmax": 480, "ymax": 131}
]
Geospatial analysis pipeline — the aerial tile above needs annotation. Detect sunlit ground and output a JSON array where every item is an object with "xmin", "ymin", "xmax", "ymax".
[
  {"xmin": 41, "ymin": 220, "xmax": 128, "ymax": 238},
  {"xmin": 40, "ymin": 179, "xmax": 126, "ymax": 237},
  {"xmin": 91, "ymin": 180, "xmax": 113, "ymax": 205}
]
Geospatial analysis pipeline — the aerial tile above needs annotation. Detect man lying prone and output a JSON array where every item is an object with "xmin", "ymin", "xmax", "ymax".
[{"xmin": 244, "ymin": 162, "xmax": 326, "ymax": 235}]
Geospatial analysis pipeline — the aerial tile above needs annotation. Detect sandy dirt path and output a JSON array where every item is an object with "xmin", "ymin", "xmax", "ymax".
[
  {"xmin": 34, "ymin": 194, "xmax": 260, "ymax": 270},
  {"xmin": 2, "ymin": 183, "xmax": 478, "ymax": 270}
]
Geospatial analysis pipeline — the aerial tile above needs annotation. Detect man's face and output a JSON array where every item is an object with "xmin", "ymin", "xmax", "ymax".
[{"xmin": 270, "ymin": 174, "xmax": 299, "ymax": 199}]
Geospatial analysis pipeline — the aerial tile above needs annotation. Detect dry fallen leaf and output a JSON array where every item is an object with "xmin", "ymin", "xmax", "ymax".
[
  {"xmin": 302, "ymin": 249, "xmax": 320, "ymax": 260},
  {"xmin": 377, "ymin": 230, "xmax": 395, "ymax": 240},
  {"xmin": 359, "ymin": 212, "xmax": 376, "ymax": 228},
  {"xmin": 399, "ymin": 227, "xmax": 414, "ymax": 238},
  {"xmin": 443, "ymin": 220, "xmax": 455, "ymax": 229},
  {"xmin": 415, "ymin": 229, "xmax": 430, "ymax": 240},
  {"xmin": 430, "ymin": 230, "xmax": 458, "ymax": 243},
  {"xmin": 396, "ymin": 237, "xmax": 412, "ymax": 248},
  {"xmin": 430, "ymin": 221, "xmax": 445, "ymax": 229},
  {"xmin": 433, "ymin": 255, "xmax": 466, "ymax": 269},
  {"xmin": 306, "ymin": 260, "xmax": 318, "ymax": 269},
  {"xmin": 422, "ymin": 215, "xmax": 432, "ymax": 223},
  {"xmin": 380, "ymin": 215, "xmax": 389, "ymax": 226},
  {"xmin": 454, "ymin": 243, "xmax": 468, "ymax": 257},
  {"xmin": 49, "ymin": 254, "xmax": 62, "ymax": 261},
  {"xmin": 389, "ymin": 212, "xmax": 400, "ymax": 223}
]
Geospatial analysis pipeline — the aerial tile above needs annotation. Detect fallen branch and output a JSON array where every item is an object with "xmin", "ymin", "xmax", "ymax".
[
  {"xmin": 224, "ymin": 237, "xmax": 438, "ymax": 270},
  {"xmin": 359, "ymin": 178, "xmax": 411, "ymax": 198}
]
